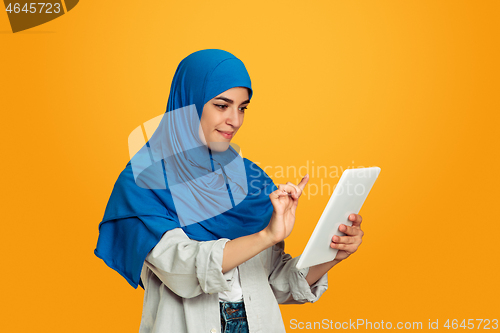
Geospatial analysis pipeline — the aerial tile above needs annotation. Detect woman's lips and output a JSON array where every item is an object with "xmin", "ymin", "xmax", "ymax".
[{"xmin": 217, "ymin": 130, "xmax": 233, "ymax": 139}]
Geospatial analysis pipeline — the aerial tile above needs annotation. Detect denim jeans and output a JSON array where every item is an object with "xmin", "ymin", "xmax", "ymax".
[{"xmin": 220, "ymin": 301, "xmax": 249, "ymax": 333}]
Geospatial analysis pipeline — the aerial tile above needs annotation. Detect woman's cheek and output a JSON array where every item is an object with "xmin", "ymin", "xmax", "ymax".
[{"xmin": 198, "ymin": 124, "xmax": 208, "ymax": 146}]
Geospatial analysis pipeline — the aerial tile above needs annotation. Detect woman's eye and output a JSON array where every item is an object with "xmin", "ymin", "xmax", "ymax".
[{"xmin": 214, "ymin": 104, "xmax": 247, "ymax": 112}]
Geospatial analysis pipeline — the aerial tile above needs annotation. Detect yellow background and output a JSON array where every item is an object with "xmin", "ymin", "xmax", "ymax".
[{"xmin": 1, "ymin": 0, "xmax": 499, "ymax": 331}]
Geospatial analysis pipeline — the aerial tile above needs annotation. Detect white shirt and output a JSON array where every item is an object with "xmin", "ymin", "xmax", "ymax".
[
  {"xmin": 139, "ymin": 228, "xmax": 329, "ymax": 333},
  {"xmin": 219, "ymin": 266, "xmax": 243, "ymax": 302},
  {"xmin": 218, "ymin": 239, "xmax": 243, "ymax": 302}
]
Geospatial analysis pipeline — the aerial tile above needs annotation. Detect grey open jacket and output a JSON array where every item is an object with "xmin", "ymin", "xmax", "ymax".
[{"xmin": 138, "ymin": 228, "xmax": 329, "ymax": 333}]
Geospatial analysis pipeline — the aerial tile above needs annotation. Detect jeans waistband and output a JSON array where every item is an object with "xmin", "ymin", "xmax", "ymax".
[{"xmin": 219, "ymin": 300, "xmax": 246, "ymax": 321}]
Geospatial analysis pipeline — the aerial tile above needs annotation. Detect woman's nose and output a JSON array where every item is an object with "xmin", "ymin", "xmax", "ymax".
[{"xmin": 225, "ymin": 107, "xmax": 242, "ymax": 128}]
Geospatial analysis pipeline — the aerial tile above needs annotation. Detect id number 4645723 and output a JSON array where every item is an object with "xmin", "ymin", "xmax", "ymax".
[
  {"xmin": 6, "ymin": 3, "xmax": 62, "ymax": 14},
  {"xmin": 444, "ymin": 319, "xmax": 498, "ymax": 330}
]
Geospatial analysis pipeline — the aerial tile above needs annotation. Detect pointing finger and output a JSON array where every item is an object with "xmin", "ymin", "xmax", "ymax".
[{"xmin": 297, "ymin": 174, "xmax": 309, "ymax": 191}]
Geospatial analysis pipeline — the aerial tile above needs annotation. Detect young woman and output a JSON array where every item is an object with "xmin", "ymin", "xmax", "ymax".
[{"xmin": 95, "ymin": 49, "xmax": 364, "ymax": 333}]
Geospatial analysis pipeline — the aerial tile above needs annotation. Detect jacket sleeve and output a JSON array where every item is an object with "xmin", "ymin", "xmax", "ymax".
[
  {"xmin": 143, "ymin": 228, "xmax": 231, "ymax": 298},
  {"xmin": 267, "ymin": 241, "xmax": 329, "ymax": 304}
]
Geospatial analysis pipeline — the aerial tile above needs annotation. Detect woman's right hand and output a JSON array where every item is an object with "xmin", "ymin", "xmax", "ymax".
[
  {"xmin": 222, "ymin": 175, "xmax": 309, "ymax": 273},
  {"xmin": 262, "ymin": 174, "xmax": 309, "ymax": 244}
]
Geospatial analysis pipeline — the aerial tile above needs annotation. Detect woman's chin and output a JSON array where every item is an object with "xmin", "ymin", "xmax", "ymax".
[{"xmin": 209, "ymin": 141, "xmax": 230, "ymax": 152}]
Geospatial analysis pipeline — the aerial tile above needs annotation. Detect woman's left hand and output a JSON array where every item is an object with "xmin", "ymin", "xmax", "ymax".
[
  {"xmin": 304, "ymin": 213, "xmax": 365, "ymax": 285},
  {"xmin": 331, "ymin": 213, "xmax": 364, "ymax": 261}
]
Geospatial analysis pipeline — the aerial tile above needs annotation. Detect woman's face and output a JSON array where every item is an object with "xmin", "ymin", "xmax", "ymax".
[{"xmin": 199, "ymin": 87, "xmax": 250, "ymax": 152}]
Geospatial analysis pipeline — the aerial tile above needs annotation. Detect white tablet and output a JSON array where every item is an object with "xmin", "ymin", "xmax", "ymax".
[{"xmin": 296, "ymin": 167, "xmax": 381, "ymax": 269}]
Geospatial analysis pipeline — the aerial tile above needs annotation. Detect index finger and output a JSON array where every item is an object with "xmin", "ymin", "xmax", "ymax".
[{"xmin": 297, "ymin": 174, "xmax": 309, "ymax": 191}]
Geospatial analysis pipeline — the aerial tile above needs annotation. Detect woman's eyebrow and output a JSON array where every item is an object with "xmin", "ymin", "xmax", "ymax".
[{"xmin": 214, "ymin": 96, "xmax": 250, "ymax": 105}]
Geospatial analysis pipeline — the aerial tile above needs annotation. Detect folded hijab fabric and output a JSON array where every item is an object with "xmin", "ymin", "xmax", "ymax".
[{"xmin": 94, "ymin": 49, "xmax": 278, "ymax": 289}]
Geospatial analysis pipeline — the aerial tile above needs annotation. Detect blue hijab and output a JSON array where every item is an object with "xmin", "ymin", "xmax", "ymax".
[{"xmin": 94, "ymin": 49, "xmax": 278, "ymax": 289}]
